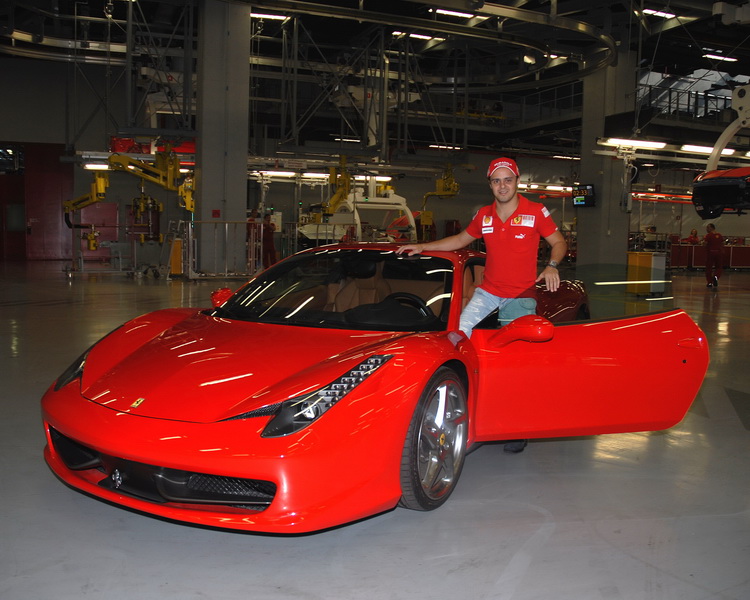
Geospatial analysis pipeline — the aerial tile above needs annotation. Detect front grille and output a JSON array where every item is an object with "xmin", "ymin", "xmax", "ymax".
[
  {"xmin": 187, "ymin": 474, "xmax": 277, "ymax": 499},
  {"xmin": 49, "ymin": 427, "xmax": 275, "ymax": 509},
  {"xmin": 50, "ymin": 427, "xmax": 102, "ymax": 470}
]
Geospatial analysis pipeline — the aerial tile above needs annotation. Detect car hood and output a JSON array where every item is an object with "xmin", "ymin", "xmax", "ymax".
[{"xmin": 81, "ymin": 312, "xmax": 409, "ymax": 423}]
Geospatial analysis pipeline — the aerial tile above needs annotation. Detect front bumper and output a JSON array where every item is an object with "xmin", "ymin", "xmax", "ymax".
[{"xmin": 41, "ymin": 382, "xmax": 412, "ymax": 533}]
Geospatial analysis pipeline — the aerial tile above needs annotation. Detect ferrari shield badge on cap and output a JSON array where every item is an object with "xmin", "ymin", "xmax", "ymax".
[{"xmin": 487, "ymin": 157, "xmax": 520, "ymax": 178}]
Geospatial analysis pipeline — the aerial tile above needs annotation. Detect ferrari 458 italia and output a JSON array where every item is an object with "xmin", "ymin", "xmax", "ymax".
[{"xmin": 42, "ymin": 244, "xmax": 708, "ymax": 533}]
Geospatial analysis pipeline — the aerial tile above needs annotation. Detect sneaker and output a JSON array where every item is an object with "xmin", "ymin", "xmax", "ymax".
[
  {"xmin": 706, "ymin": 282, "xmax": 713, "ymax": 288},
  {"xmin": 713, "ymin": 276, "xmax": 718, "ymax": 287},
  {"xmin": 504, "ymin": 439, "xmax": 528, "ymax": 453}
]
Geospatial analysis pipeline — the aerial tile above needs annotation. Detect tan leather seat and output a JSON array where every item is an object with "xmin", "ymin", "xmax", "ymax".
[{"xmin": 334, "ymin": 261, "xmax": 392, "ymax": 311}]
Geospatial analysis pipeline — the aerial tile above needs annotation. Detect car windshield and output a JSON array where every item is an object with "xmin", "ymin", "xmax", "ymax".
[{"xmin": 212, "ymin": 248, "xmax": 453, "ymax": 331}]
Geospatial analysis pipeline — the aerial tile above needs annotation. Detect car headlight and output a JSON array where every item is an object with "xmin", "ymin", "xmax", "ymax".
[
  {"xmin": 52, "ymin": 326, "xmax": 124, "ymax": 392},
  {"xmin": 53, "ymin": 350, "xmax": 88, "ymax": 392},
  {"xmin": 260, "ymin": 354, "xmax": 393, "ymax": 437}
]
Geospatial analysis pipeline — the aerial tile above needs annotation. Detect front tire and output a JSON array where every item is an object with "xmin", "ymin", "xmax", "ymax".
[{"xmin": 399, "ymin": 367, "xmax": 468, "ymax": 511}]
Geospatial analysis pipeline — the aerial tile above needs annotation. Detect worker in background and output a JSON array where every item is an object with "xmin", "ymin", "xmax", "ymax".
[
  {"xmin": 397, "ymin": 157, "xmax": 567, "ymax": 453},
  {"xmin": 704, "ymin": 223, "xmax": 724, "ymax": 288},
  {"xmin": 683, "ymin": 228, "xmax": 700, "ymax": 244},
  {"xmin": 262, "ymin": 213, "xmax": 277, "ymax": 269}
]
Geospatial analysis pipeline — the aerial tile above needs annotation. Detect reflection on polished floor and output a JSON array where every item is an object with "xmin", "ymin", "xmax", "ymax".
[{"xmin": 1, "ymin": 262, "xmax": 748, "ymax": 600}]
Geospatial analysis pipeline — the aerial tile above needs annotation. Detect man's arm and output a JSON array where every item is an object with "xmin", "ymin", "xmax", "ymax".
[
  {"xmin": 396, "ymin": 230, "xmax": 476, "ymax": 255},
  {"xmin": 536, "ymin": 230, "xmax": 567, "ymax": 292}
]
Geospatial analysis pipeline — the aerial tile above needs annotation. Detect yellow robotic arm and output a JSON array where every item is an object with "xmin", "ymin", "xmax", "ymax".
[
  {"xmin": 65, "ymin": 146, "xmax": 194, "ymax": 216},
  {"xmin": 63, "ymin": 171, "xmax": 110, "ymax": 214}
]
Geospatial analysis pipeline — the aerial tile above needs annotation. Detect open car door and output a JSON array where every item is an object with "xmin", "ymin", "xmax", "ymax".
[{"xmin": 470, "ymin": 310, "xmax": 709, "ymax": 441}]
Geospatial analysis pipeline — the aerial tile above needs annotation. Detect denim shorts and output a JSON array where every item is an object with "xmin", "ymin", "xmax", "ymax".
[{"xmin": 459, "ymin": 287, "xmax": 537, "ymax": 338}]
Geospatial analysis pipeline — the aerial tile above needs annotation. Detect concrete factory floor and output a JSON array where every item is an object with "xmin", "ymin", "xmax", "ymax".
[{"xmin": 2, "ymin": 260, "xmax": 748, "ymax": 600}]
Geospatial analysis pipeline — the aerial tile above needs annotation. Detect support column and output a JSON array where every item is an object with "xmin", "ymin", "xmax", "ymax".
[
  {"xmin": 577, "ymin": 48, "xmax": 638, "ymax": 272},
  {"xmin": 194, "ymin": 0, "xmax": 250, "ymax": 274}
]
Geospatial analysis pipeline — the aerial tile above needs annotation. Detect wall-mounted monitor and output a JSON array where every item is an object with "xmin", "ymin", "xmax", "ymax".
[{"xmin": 572, "ymin": 184, "xmax": 596, "ymax": 207}]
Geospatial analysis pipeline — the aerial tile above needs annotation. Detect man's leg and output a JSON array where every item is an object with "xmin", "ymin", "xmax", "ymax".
[
  {"xmin": 459, "ymin": 288, "xmax": 502, "ymax": 338},
  {"xmin": 498, "ymin": 296, "xmax": 537, "ymax": 453},
  {"xmin": 498, "ymin": 297, "xmax": 537, "ymax": 326},
  {"xmin": 714, "ymin": 253, "xmax": 723, "ymax": 284},
  {"xmin": 706, "ymin": 255, "xmax": 716, "ymax": 285}
]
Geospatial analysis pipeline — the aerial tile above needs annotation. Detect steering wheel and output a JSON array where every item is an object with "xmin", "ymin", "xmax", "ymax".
[{"xmin": 384, "ymin": 292, "xmax": 431, "ymax": 317}]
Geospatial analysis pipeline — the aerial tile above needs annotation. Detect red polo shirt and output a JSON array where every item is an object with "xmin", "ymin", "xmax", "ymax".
[
  {"xmin": 704, "ymin": 232, "xmax": 724, "ymax": 254},
  {"xmin": 465, "ymin": 195, "xmax": 559, "ymax": 298}
]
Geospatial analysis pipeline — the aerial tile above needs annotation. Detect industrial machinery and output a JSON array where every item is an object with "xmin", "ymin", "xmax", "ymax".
[
  {"xmin": 298, "ymin": 158, "xmax": 462, "ymax": 247},
  {"xmin": 298, "ymin": 157, "xmax": 418, "ymax": 247},
  {"xmin": 420, "ymin": 165, "xmax": 460, "ymax": 241},
  {"xmin": 63, "ymin": 145, "xmax": 193, "ymax": 273},
  {"xmin": 64, "ymin": 145, "xmax": 194, "ymax": 217}
]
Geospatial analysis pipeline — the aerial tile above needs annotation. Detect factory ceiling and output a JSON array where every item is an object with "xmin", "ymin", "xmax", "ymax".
[{"xmin": 2, "ymin": 0, "xmax": 750, "ymax": 164}]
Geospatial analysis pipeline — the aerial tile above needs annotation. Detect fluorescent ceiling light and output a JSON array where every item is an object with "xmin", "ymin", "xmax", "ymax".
[
  {"xmin": 643, "ymin": 8, "xmax": 676, "ymax": 19},
  {"xmin": 434, "ymin": 8, "xmax": 474, "ymax": 19},
  {"xmin": 392, "ymin": 31, "xmax": 445, "ymax": 42},
  {"xmin": 603, "ymin": 138, "xmax": 667, "ymax": 149},
  {"xmin": 703, "ymin": 53, "xmax": 738, "ymax": 62},
  {"xmin": 354, "ymin": 175, "xmax": 392, "ymax": 182},
  {"xmin": 334, "ymin": 137, "xmax": 361, "ymax": 143},
  {"xmin": 250, "ymin": 12, "xmax": 288, "ymax": 21},
  {"xmin": 83, "ymin": 163, "xmax": 110, "ymax": 170},
  {"xmin": 302, "ymin": 172, "xmax": 329, "ymax": 178},
  {"xmin": 681, "ymin": 145, "xmax": 735, "ymax": 155},
  {"xmin": 260, "ymin": 171, "xmax": 296, "ymax": 177},
  {"xmin": 429, "ymin": 144, "xmax": 461, "ymax": 150},
  {"xmin": 546, "ymin": 185, "xmax": 566, "ymax": 191},
  {"xmin": 552, "ymin": 155, "xmax": 580, "ymax": 160}
]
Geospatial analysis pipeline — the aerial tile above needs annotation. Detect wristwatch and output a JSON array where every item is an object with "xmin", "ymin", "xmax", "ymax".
[{"xmin": 547, "ymin": 260, "xmax": 559, "ymax": 268}]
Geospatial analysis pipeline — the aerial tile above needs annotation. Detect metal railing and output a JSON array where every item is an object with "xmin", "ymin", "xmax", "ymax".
[
  {"xmin": 637, "ymin": 84, "xmax": 734, "ymax": 123},
  {"xmin": 183, "ymin": 220, "xmax": 264, "ymax": 280}
]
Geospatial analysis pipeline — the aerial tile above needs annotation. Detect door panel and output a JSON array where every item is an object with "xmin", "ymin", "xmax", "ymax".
[
  {"xmin": 471, "ymin": 310, "xmax": 708, "ymax": 440},
  {"xmin": 3, "ymin": 203, "xmax": 26, "ymax": 260},
  {"xmin": 0, "ymin": 173, "xmax": 25, "ymax": 261}
]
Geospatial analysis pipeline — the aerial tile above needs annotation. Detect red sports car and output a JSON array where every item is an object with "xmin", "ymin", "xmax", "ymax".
[{"xmin": 42, "ymin": 244, "xmax": 708, "ymax": 533}]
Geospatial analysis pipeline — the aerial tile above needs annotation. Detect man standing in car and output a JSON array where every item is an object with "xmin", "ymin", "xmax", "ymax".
[
  {"xmin": 397, "ymin": 157, "xmax": 567, "ymax": 452},
  {"xmin": 397, "ymin": 157, "xmax": 566, "ymax": 335}
]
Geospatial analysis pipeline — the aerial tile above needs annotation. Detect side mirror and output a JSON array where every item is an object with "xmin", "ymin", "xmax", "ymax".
[
  {"xmin": 210, "ymin": 287, "xmax": 234, "ymax": 308},
  {"xmin": 488, "ymin": 314, "xmax": 554, "ymax": 347}
]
